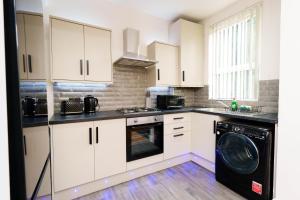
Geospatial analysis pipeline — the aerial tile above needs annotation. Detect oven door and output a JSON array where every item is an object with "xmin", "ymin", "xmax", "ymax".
[{"xmin": 126, "ymin": 122, "xmax": 163, "ymax": 162}]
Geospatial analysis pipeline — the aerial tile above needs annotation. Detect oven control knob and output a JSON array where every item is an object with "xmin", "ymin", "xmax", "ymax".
[
  {"xmin": 234, "ymin": 127, "xmax": 241, "ymax": 132},
  {"xmin": 154, "ymin": 117, "xmax": 157, "ymax": 121},
  {"xmin": 134, "ymin": 119, "xmax": 138, "ymax": 123}
]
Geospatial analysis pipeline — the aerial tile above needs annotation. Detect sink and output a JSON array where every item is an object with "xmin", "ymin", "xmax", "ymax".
[{"xmin": 195, "ymin": 107, "xmax": 260, "ymax": 116}]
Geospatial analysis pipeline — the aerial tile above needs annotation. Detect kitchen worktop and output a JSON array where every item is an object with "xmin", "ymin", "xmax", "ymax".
[
  {"xmin": 48, "ymin": 107, "xmax": 278, "ymax": 125},
  {"xmin": 22, "ymin": 116, "xmax": 49, "ymax": 128}
]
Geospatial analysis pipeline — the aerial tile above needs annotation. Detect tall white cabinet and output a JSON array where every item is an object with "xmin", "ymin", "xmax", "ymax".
[
  {"xmin": 51, "ymin": 17, "xmax": 112, "ymax": 83},
  {"xmin": 147, "ymin": 41, "xmax": 179, "ymax": 87},
  {"xmin": 169, "ymin": 19, "xmax": 204, "ymax": 87},
  {"xmin": 16, "ymin": 13, "xmax": 45, "ymax": 80},
  {"xmin": 52, "ymin": 119, "xmax": 126, "ymax": 192}
]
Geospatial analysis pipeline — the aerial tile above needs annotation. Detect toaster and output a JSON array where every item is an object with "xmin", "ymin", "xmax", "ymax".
[{"xmin": 60, "ymin": 98, "xmax": 84, "ymax": 115}]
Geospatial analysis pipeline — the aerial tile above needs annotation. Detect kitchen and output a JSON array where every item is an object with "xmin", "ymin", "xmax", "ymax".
[{"xmin": 1, "ymin": 0, "xmax": 293, "ymax": 199}]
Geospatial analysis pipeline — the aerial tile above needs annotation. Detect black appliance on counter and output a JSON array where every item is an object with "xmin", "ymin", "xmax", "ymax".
[
  {"xmin": 216, "ymin": 120, "xmax": 275, "ymax": 200},
  {"xmin": 84, "ymin": 95, "xmax": 99, "ymax": 113},
  {"xmin": 60, "ymin": 98, "xmax": 84, "ymax": 115},
  {"xmin": 22, "ymin": 96, "xmax": 48, "ymax": 117},
  {"xmin": 126, "ymin": 115, "xmax": 164, "ymax": 162},
  {"xmin": 157, "ymin": 95, "xmax": 185, "ymax": 110}
]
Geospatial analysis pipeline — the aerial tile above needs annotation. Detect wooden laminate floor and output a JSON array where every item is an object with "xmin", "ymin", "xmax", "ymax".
[{"xmin": 76, "ymin": 161, "xmax": 245, "ymax": 200}]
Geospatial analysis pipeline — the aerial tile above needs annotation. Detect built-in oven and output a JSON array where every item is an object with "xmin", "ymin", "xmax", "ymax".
[{"xmin": 126, "ymin": 115, "xmax": 164, "ymax": 162}]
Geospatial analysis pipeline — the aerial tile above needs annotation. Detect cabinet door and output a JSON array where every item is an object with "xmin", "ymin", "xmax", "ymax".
[
  {"xmin": 24, "ymin": 14, "xmax": 46, "ymax": 80},
  {"xmin": 94, "ymin": 119, "xmax": 126, "ymax": 180},
  {"xmin": 23, "ymin": 126, "xmax": 51, "ymax": 198},
  {"xmin": 155, "ymin": 43, "xmax": 179, "ymax": 86},
  {"xmin": 52, "ymin": 122, "xmax": 94, "ymax": 192},
  {"xmin": 180, "ymin": 20, "xmax": 203, "ymax": 87},
  {"xmin": 16, "ymin": 14, "xmax": 27, "ymax": 80},
  {"xmin": 191, "ymin": 113, "xmax": 222, "ymax": 162},
  {"xmin": 84, "ymin": 26, "xmax": 112, "ymax": 82},
  {"xmin": 51, "ymin": 19, "xmax": 85, "ymax": 81},
  {"xmin": 164, "ymin": 132, "xmax": 191, "ymax": 160}
]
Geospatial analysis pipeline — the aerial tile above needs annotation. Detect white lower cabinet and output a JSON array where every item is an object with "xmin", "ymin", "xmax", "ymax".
[
  {"xmin": 52, "ymin": 119, "xmax": 126, "ymax": 192},
  {"xmin": 94, "ymin": 119, "xmax": 126, "ymax": 180},
  {"xmin": 52, "ymin": 122, "xmax": 95, "ymax": 192},
  {"xmin": 164, "ymin": 113, "xmax": 191, "ymax": 160},
  {"xmin": 164, "ymin": 132, "xmax": 191, "ymax": 160},
  {"xmin": 23, "ymin": 126, "xmax": 51, "ymax": 198},
  {"xmin": 191, "ymin": 113, "xmax": 223, "ymax": 163}
]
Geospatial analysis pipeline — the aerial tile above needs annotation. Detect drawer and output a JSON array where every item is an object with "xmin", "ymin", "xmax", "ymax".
[
  {"xmin": 164, "ymin": 122, "xmax": 191, "ymax": 135},
  {"xmin": 164, "ymin": 113, "xmax": 191, "ymax": 124},
  {"xmin": 164, "ymin": 132, "xmax": 191, "ymax": 160}
]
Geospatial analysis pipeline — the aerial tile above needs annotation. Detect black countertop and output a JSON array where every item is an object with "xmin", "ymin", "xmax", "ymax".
[
  {"xmin": 48, "ymin": 107, "xmax": 278, "ymax": 125},
  {"xmin": 22, "ymin": 116, "xmax": 49, "ymax": 128}
]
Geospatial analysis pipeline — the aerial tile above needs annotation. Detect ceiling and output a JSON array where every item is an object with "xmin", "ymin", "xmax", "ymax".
[{"xmin": 105, "ymin": 0, "xmax": 239, "ymax": 21}]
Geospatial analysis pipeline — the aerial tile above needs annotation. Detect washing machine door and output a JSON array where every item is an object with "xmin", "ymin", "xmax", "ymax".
[{"xmin": 217, "ymin": 132, "xmax": 259, "ymax": 175}]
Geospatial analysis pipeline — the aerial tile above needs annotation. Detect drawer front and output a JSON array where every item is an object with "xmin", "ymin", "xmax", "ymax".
[
  {"xmin": 164, "ymin": 132, "xmax": 191, "ymax": 160},
  {"xmin": 164, "ymin": 113, "xmax": 191, "ymax": 124},
  {"xmin": 164, "ymin": 122, "xmax": 191, "ymax": 135}
]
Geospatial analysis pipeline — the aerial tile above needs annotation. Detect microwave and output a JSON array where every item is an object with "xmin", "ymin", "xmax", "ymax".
[{"xmin": 156, "ymin": 95, "xmax": 185, "ymax": 110}]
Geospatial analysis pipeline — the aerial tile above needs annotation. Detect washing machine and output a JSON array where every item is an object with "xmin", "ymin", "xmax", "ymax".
[{"xmin": 215, "ymin": 120, "xmax": 274, "ymax": 200}]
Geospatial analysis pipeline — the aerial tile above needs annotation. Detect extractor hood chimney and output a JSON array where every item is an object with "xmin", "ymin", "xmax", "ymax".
[{"xmin": 114, "ymin": 28, "xmax": 157, "ymax": 67}]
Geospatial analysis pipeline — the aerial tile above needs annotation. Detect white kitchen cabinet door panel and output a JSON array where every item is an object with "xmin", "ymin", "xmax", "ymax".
[
  {"xmin": 16, "ymin": 14, "xmax": 27, "ymax": 80},
  {"xmin": 23, "ymin": 126, "xmax": 50, "ymax": 198},
  {"xmin": 24, "ymin": 14, "xmax": 45, "ymax": 80},
  {"xmin": 51, "ymin": 19, "xmax": 85, "ymax": 81},
  {"xmin": 164, "ymin": 132, "xmax": 191, "ymax": 160},
  {"xmin": 191, "ymin": 113, "xmax": 223, "ymax": 163},
  {"xmin": 84, "ymin": 26, "xmax": 112, "ymax": 82},
  {"xmin": 52, "ymin": 122, "xmax": 94, "ymax": 192},
  {"xmin": 94, "ymin": 119, "xmax": 126, "ymax": 180}
]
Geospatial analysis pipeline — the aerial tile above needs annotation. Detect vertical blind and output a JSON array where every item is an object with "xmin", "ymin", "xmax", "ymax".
[{"xmin": 208, "ymin": 4, "xmax": 262, "ymax": 100}]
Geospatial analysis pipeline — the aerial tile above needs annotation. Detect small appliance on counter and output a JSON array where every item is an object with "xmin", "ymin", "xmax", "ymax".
[
  {"xmin": 60, "ymin": 98, "xmax": 84, "ymax": 115},
  {"xmin": 84, "ymin": 95, "xmax": 99, "ymax": 113},
  {"xmin": 156, "ymin": 95, "xmax": 185, "ymax": 110},
  {"xmin": 22, "ymin": 96, "xmax": 48, "ymax": 117}
]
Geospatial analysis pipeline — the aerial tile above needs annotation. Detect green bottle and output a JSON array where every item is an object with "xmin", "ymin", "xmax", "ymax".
[{"xmin": 231, "ymin": 98, "xmax": 238, "ymax": 111}]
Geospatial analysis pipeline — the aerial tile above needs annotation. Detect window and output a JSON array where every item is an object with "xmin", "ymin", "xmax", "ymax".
[{"xmin": 208, "ymin": 4, "xmax": 262, "ymax": 100}]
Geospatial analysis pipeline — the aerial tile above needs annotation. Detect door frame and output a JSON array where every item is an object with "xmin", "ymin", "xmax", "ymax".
[{"xmin": 3, "ymin": 0, "xmax": 27, "ymax": 199}]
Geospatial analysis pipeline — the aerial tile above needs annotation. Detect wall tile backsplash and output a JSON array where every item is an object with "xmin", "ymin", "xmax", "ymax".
[{"xmin": 20, "ymin": 66, "xmax": 279, "ymax": 114}]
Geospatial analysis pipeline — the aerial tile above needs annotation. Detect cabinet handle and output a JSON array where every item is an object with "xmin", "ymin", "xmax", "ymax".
[
  {"xmin": 157, "ymin": 69, "xmax": 160, "ymax": 80},
  {"xmin": 173, "ymin": 117, "xmax": 184, "ymax": 120},
  {"xmin": 23, "ymin": 135, "xmax": 27, "ymax": 155},
  {"xmin": 80, "ymin": 59, "xmax": 83, "ymax": 75},
  {"xmin": 173, "ymin": 126, "xmax": 184, "ymax": 130},
  {"xmin": 86, "ymin": 60, "xmax": 89, "ymax": 76},
  {"xmin": 22, "ymin": 54, "xmax": 26, "ymax": 73},
  {"xmin": 174, "ymin": 133, "xmax": 184, "ymax": 137},
  {"xmin": 96, "ymin": 127, "xmax": 99, "ymax": 144},
  {"xmin": 89, "ymin": 128, "xmax": 92, "ymax": 145},
  {"xmin": 182, "ymin": 71, "xmax": 185, "ymax": 82},
  {"xmin": 28, "ymin": 54, "xmax": 32, "ymax": 73},
  {"xmin": 213, "ymin": 120, "xmax": 216, "ymax": 134}
]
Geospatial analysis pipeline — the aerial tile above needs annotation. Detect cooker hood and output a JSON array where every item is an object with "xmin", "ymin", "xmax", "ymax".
[{"xmin": 114, "ymin": 28, "xmax": 157, "ymax": 67}]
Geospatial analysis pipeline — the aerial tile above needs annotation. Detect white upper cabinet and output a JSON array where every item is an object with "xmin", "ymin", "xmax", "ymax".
[
  {"xmin": 147, "ymin": 42, "xmax": 179, "ymax": 87},
  {"xmin": 84, "ymin": 26, "xmax": 112, "ymax": 82},
  {"xmin": 16, "ymin": 14, "xmax": 27, "ymax": 80},
  {"xmin": 16, "ymin": 13, "xmax": 45, "ymax": 80},
  {"xmin": 51, "ymin": 19, "xmax": 85, "ymax": 81},
  {"xmin": 169, "ymin": 19, "xmax": 204, "ymax": 87},
  {"xmin": 51, "ymin": 18, "xmax": 112, "ymax": 83}
]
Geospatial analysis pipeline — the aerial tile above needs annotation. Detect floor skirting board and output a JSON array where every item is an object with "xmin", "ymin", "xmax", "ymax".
[{"xmin": 52, "ymin": 153, "xmax": 215, "ymax": 200}]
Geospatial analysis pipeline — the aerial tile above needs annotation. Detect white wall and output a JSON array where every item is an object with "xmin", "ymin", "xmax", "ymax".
[
  {"xmin": 47, "ymin": 0, "xmax": 170, "ymax": 62},
  {"xmin": 276, "ymin": 0, "xmax": 300, "ymax": 199},
  {"xmin": 202, "ymin": 0, "xmax": 281, "ymax": 84},
  {"xmin": 0, "ymin": 1, "xmax": 10, "ymax": 199}
]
